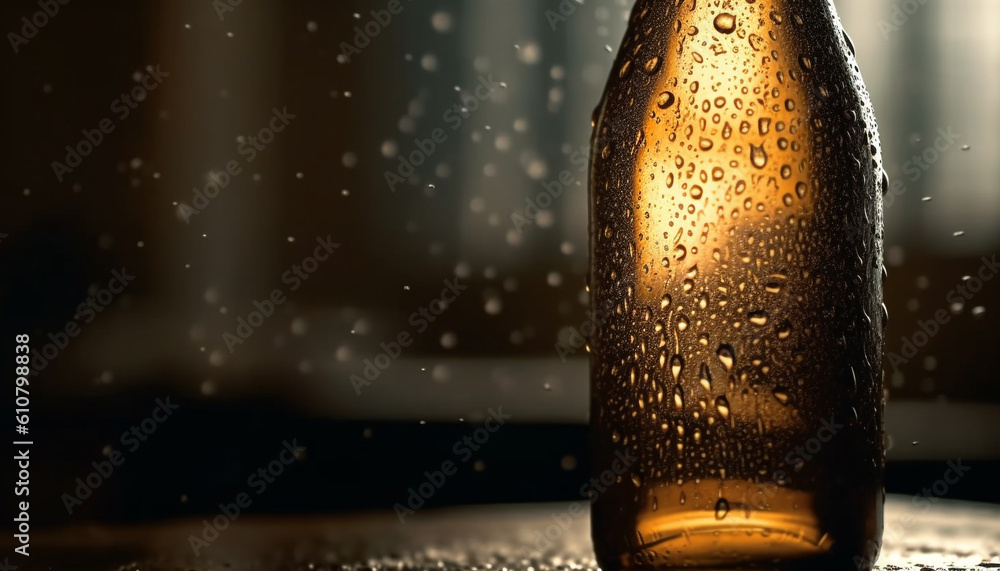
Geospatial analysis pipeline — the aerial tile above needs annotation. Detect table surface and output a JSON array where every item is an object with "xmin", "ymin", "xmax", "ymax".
[{"xmin": 17, "ymin": 495, "xmax": 1000, "ymax": 570}]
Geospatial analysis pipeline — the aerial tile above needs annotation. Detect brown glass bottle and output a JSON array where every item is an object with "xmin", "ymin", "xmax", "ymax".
[{"xmin": 588, "ymin": 1, "xmax": 886, "ymax": 569}]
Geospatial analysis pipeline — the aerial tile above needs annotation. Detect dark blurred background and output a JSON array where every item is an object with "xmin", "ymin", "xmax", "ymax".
[{"xmin": 0, "ymin": 0, "xmax": 998, "ymax": 531}]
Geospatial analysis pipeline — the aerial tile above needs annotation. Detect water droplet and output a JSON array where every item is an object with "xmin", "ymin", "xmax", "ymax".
[
  {"xmin": 777, "ymin": 321, "xmax": 792, "ymax": 340},
  {"xmin": 674, "ymin": 244, "xmax": 687, "ymax": 261},
  {"xmin": 715, "ymin": 497, "xmax": 730, "ymax": 519},
  {"xmin": 714, "ymin": 13, "xmax": 736, "ymax": 34},
  {"xmin": 618, "ymin": 60, "xmax": 632, "ymax": 78},
  {"xmin": 690, "ymin": 185, "xmax": 704, "ymax": 199},
  {"xmin": 750, "ymin": 144, "xmax": 768, "ymax": 168},
  {"xmin": 717, "ymin": 344, "xmax": 735, "ymax": 372},
  {"xmin": 795, "ymin": 181, "xmax": 807, "ymax": 198},
  {"xmin": 715, "ymin": 396, "xmax": 730, "ymax": 420},
  {"xmin": 698, "ymin": 138, "xmax": 714, "ymax": 151},
  {"xmin": 631, "ymin": 472, "xmax": 644, "ymax": 487},
  {"xmin": 759, "ymin": 118, "xmax": 771, "ymax": 135},
  {"xmin": 748, "ymin": 310, "xmax": 769, "ymax": 326},
  {"xmin": 644, "ymin": 56, "xmax": 662, "ymax": 74},
  {"xmin": 670, "ymin": 355, "xmax": 684, "ymax": 381},
  {"xmin": 843, "ymin": 30, "xmax": 857, "ymax": 55},
  {"xmin": 679, "ymin": 491, "xmax": 687, "ymax": 505},
  {"xmin": 773, "ymin": 387, "xmax": 790, "ymax": 405},
  {"xmin": 660, "ymin": 294, "xmax": 672, "ymax": 309},
  {"xmin": 656, "ymin": 91, "xmax": 676, "ymax": 109},
  {"xmin": 673, "ymin": 384, "xmax": 685, "ymax": 410},
  {"xmin": 699, "ymin": 363, "xmax": 713, "ymax": 391}
]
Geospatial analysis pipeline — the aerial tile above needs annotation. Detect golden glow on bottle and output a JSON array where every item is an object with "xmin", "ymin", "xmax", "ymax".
[{"xmin": 589, "ymin": 1, "xmax": 886, "ymax": 569}]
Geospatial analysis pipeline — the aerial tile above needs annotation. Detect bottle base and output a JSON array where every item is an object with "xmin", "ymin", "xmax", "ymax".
[{"xmin": 593, "ymin": 480, "xmax": 873, "ymax": 570}]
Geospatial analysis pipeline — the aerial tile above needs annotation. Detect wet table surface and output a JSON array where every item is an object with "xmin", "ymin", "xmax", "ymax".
[{"xmin": 19, "ymin": 495, "xmax": 1000, "ymax": 570}]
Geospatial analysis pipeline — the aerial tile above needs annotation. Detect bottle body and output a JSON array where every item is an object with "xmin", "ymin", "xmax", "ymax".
[{"xmin": 588, "ymin": 1, "xmax": 885, "ymax": 569}]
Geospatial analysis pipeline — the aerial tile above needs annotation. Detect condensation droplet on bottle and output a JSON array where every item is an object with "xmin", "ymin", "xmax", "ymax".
[
  {"xmin": 644, "ymin": 56, "xmax": 662, "ymax": 74},
  {"xmin": 673, "ymin": 384, "xmax": 685, "ymax": 410},
  {"xmin": 674, "ymin": 244, "xmax": 687, "ymax": 261},
  {"xmin": 656, "ymin": 91, "xmax": 676, "ymax": 109},
  {"xmin": 750, "ymin": 144, "xmax": 768, "ymax": 168},
  {"xmin": 699, "ymin": 363, "xmax": 712, "ymax": 391},
  {"xmin": 843, "ymin": 30, "xmax": 857, "ymax": 55},
  {"xmin": 796, "ymin": 181, "xmax": 807, "ymax": 198},
  {"xmin": 773, "ymin": 387, "xmax": 790, "ymax": 405},
  {"xmin": 631, "ymin": 472, "xmax": 644, "ymax": 487},
  {"xmin": 715, "ymin": 497, "xmax": 730, "ymax": 519},
  {"xmin": 715, "ymin": 395, "xmax": 730, "ymax": 420},
  {"xmin": 618, "ymin": 59, "xmax": 632, "ymax": 79},
  {"xmin": 714, "ymin": 13, "xmax": 736, "ymax": 34},
  {"xmin": 759, "ymin": 117, "xmax": 771, "ymax": 135},
  {"xmin": 748, "ymin": 310, "xmax": 769, "ymax": 326},
  {"xmin": 717, "ymin": 344, "xmax": 735, "ymax": 373},
  {"xmin": 777, "ymin": 321, "xmax": 792, "ymax": 340},
  {"xmin": 671, "ymin": 355, "xmax": 684, "ymax": 381},
  {"xmin": 661, "ymin": 293, "xmax": 672, "ymax": 309},
  {"xmin": 691, "ymin": 185, "xmax": 704, "ymax": 199}
]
